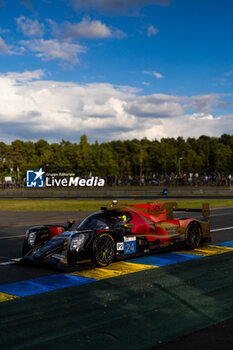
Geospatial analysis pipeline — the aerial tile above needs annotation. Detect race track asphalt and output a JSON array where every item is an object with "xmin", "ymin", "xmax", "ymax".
[
  {"xmin": 0, "ymin": 210, "xmax": 92, "ymax": 284},
  {"xmin": 0, "ymin": 206, "xmax": 233, "ymax": 349}
]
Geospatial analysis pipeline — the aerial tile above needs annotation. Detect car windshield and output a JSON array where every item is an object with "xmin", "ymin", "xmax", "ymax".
[{"xmin": 78, "ymin": 211, "xmax": 131, "ymax": 231}]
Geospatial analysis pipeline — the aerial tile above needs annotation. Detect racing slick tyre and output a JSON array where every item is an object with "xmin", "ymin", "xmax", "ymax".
[
  {"xmin": 92, "ymin": 233, "xmax": 115, "ymax": 267},
  {"xmin": 185, "ymin": 221, "xmax": 201, "ymax": 249}
]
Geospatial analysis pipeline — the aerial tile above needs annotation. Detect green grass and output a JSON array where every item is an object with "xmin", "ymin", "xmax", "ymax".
[{"xmin": 0, "ymin": 198, "xmax": 232, "ymax": 211}]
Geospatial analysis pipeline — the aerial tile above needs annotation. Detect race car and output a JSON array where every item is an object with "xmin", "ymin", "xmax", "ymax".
[{"xmin": 21, "ymin": 201, "xmax": 210, "ymax": 271}]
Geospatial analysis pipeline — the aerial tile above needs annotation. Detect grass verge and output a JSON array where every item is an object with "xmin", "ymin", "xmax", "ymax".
[{"xmin": 0, "ymin": 198, "xmax": 232, "ymax": 211}]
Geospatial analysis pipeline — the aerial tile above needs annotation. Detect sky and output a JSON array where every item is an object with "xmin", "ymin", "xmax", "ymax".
[{"xmin": 0, "ymin": 0, "xmax": 233, "ymax": 143}]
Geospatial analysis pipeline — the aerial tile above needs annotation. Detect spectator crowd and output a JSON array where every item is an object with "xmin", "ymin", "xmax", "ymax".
[
  {"xmin": 104, "ymin": 173, "xmax": 233, "ymax": 187},
  {"xmin": 1, "ymin": 173, "xmax": 232, "ymax": 189}
]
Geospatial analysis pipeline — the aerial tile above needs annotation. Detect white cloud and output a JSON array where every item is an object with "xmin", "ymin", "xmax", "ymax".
[
  {"xmin": 147, "ymin": 25, "xmax": 159, "ymax": 37},
  {"xmin": 47, "ymin": 18, "xmax": 125, "ymax": 40},
  {"xmin": 190, "ymin": 94, "xmax": 225, "ymax": 112},
  {"xmin": 0, "ymin": 71, "xmax": 231, "ymax": 143},
  {"xmin": 63, "ymin": 18, "xmax": 125, "ymax": 40},
  {"xmin": 21, "ymin": 39, "xmax": 86, "ymax": 64},
  {"xmin": 125, "ymin": 94, "xmax": 183, "ymax": 117},
  {"xmin": 46, "ymin": 19, "xmax": 60, "ymax": 38},
  {"xmin": 6, "ymin": 69, "xmax": 44, "ymax": 82},
  {"xmin": 153, "ymin": 72, "xmax": 163, "ymax": 79},
  {"xmin": 16, "ymin": 16, "xmax": 44, "ymax": 37},
  {"xmin": 66, "ymin": 19, "xmax": 107, "ymax": 39},
  {"xmin": 115, "ymin": 112, "xmax": 233, "ymax": 141},
  {"xmin": 143, "ymin": 70, "xmax": 163, "ymax": 79},
  {"xmin": 0, "ymin": 36, "xmax": 13, "ymax": 54}
]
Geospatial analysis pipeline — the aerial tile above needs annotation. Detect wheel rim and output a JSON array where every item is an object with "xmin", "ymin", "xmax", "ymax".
[
  {"xmin": 95, "ymin": 236, "xmax": 114, "ymax": 265},
  {"xmin": 189, "ymin": 225, "xmax": 201, "ymax": 247}
]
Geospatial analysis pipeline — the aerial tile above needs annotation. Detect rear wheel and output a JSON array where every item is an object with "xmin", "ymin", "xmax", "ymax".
[
  {"xmin": 92, "ymin": 233, "xmax": 115, "ymax": 267},
  {"xmin": 185, "ymin": 222, "xmax": 201, "ymax": 249}
]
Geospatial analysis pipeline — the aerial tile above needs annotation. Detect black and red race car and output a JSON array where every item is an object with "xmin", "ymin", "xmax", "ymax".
[{"xmin": 21, "ymin": 201, "xmax": 210, "ymax": 271}]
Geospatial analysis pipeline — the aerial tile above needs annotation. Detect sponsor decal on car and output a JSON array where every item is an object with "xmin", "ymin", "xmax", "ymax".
[
  {"xmin": 124, "ymin": 240, "xmax": 136, "ymax": 254},
  {"xmin": 116, "ymin": 242, "xmax": 124, "ymax": 251},
  {"xmin": 122, "ymin": 237, "xmax": 137, "ymax": 254},
  {"xmin": 124, "ymin": 236, "xmax": 136, "ymax": 242}
]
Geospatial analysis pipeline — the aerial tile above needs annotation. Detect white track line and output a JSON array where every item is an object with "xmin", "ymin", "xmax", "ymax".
[
  {"xmin": 0, "ymin": 235, "xmax": 25, "ymax": 239},
  {"xmin": 0, "ymin": 257, "xmax": 21, "ymax": 266},
  {"xmin": 0, "ymin": 261, "xmax": 17, "ymax": 266},
  {"xmin": 211, "ymin": 206, "xmax": 233, "ymax": 210},
  {"xmin": 210, "ymin": 226, "xmax": 233, "ymax": 232},
  {"xmin": 175, "ymin": 211, "xmax": 233, "ymax": 219},
  {"xmin": 210, "ymin": 212, "xmax": 233, "ymax": 217}
]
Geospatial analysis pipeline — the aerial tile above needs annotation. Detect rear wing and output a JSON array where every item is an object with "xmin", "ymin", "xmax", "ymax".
[{"xmin": 173, "ymin": 203, "xmax": 210, "ymax": 222}]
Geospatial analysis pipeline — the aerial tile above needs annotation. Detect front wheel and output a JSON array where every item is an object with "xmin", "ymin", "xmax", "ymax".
[
  {"xmin": 92, "ymin": 233, "xmax": 115, "ymax": 267},
  {"xmin": 185, "ymin": 222, "xmax": 201, "ymax": 249}
]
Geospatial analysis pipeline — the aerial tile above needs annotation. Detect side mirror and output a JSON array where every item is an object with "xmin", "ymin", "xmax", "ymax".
[
  {"xmin": 67, "ymin": 220, "xmax": 76, "ymax": 229},
  {"xmin": 124, "ymin": 223, "xmax": 133, "ymax": 229}
]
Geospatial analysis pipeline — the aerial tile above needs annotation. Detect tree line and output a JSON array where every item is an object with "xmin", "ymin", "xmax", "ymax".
[{"xmin": 0, "ymin": 134, "xmax": 233, "ymax": 180}]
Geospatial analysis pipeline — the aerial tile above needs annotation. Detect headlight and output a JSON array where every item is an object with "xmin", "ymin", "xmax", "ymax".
[
  {"xmin": 28, "ymin": 232, "xmax": 36, "ymax": 246},
  {"xmin": 70, "ymin": 234, "xmax": 85, "ymax": 251}
]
